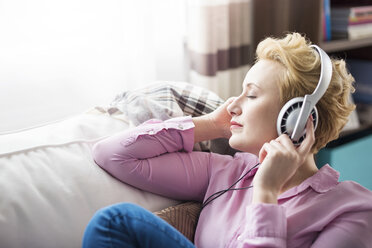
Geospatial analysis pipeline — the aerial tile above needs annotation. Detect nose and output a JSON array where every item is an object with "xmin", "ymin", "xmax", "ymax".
[{"xmin": 227, "ymin": 96, "xmax": 242, "ymax": 116}]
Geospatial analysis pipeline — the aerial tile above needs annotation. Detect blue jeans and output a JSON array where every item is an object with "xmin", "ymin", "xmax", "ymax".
[{"xmin": 82, "ymin": 203, "xmax": 196, "ymax": 248}]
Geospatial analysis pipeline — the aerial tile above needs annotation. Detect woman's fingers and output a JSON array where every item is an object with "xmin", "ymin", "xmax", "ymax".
[
  {"xmin": 276, "ymin": 133, "xmax": 295, "ymax": 151},
  {"xmin": 259, "ymin": 116, "xmax": 314, "ymax": 165},
  {"xmin": 270, "ymin": 139, "xmax": 284, "ymax": 151},
  {"xmin": 224, "ymin": 97, "xmax": 236, "ymax": 108},
  {"xmin": 297, "ymin": 117, "xmax": 315, "ymax": 156},
  {"xmin": 226, "ymin": 97, "xmax": 236, "ymax": 103},
  {"xmin": 259, "ymin": 140, "xmax": 285, "ymax": 163},
  {"xmin": 258, "ymin": 142, "xmax": 270, "ymax": 163}
]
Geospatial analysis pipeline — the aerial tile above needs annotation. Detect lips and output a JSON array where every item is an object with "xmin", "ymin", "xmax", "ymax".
[{"xmin": 230, "ymin": 121, "xmax": 243, "ymax": 130}]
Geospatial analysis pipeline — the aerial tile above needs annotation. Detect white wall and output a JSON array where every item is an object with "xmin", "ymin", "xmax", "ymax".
[{"xmin": 0, "ymin": 0, "xmax": 186, "ymax": 132}]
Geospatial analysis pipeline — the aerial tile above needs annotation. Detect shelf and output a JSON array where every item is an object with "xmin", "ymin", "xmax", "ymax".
[
  {"xmin": 327, "ymin": 124, "xmax": 372, "ymax": 148},
  {"xmin": 320, "ymin": 37, "xmax": 372, "ymax": 53}
]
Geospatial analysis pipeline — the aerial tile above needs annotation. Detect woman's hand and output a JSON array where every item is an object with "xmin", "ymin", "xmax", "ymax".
[
  {"xmin": 252, "ymin": 117, "xmax": 316, "ymax": 204},
  {"xmin": 207, "ymin": 97, "xmax": 236, "ymax": 139},
  {"xmin": 192, "ymin": 97, "xmax": 235, "ymax": 144}
]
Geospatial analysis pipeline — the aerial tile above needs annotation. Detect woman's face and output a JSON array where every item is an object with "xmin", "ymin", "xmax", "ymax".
[{"xmin": 227, "ymin": 59, "xmax": 284, "ymax": 155}]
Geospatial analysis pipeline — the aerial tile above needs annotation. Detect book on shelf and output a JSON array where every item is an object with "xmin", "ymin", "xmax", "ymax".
[
  {"xmin": 347, "ymin": 59, "xmax": 372, "ymax": 127},
  {"xmin": 322, "ymin": 0, "xmax": 332, "ymax": 41},
  {"xmin": 331, "ymin": 5, "xmax": 372, "ymax": 40}
]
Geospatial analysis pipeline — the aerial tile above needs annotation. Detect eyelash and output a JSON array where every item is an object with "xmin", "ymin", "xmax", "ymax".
[{"xmin": 246, "ymin": 95, "xmax": 256, "ymax": 99}]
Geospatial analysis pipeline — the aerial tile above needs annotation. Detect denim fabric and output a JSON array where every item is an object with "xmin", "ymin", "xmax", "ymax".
[{"xmin": 82, "ymin": 203, "xmax": 196, "ymax": 248}]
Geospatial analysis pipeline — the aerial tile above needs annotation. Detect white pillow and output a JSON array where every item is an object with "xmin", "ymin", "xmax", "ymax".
[{"xmin": 0, "ymin": 111, "xmax": 178, "ymax": 248}]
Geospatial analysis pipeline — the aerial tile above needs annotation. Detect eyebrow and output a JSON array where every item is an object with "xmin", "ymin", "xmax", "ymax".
[{"xmin": 243, "ymin": 82, "xmax": 261, "ymax": 89}]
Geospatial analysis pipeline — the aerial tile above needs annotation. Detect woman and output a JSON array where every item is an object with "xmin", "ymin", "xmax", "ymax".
[{"xmin": 82, "ymin": 33, "xmax": 372, "ymax": 247}]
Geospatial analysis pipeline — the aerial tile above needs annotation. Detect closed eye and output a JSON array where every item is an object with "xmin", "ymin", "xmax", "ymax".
[{"xmin": 246, "ymin": 95, "xmax": 257, "ymax": 99}]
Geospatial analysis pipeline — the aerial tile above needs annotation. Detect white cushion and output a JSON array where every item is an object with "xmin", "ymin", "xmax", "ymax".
[{"xmin": 0, "ymin": 111, "xmax": 178, "ymax": 248}]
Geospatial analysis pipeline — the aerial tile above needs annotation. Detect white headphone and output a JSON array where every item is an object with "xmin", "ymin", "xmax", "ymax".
[{"xmin": 276, "ymin": 45, "xmax": 332, "ymax": 145}]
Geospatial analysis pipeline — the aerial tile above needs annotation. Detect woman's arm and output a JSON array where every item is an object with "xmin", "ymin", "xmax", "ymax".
[
  {"xmin": 92, "ymin": 116, "xmax": 212, "ymax": 201},
  {"xmin": 92, "ymin": 98, "xmax": 235, "ymax": 201},
  {"xmin": 311, "ymin": 210, "xmax": 372, "ymax": 248},
  {"xmin": 238, "ymin": 194, "xmax": 372, "ymax": 248},
  {"xmin": 252, "ymin": 117, "xmax": 316, "ymax": 204},
  {"xmin": 193, "ymin": 97, "xmax": 234, "ymax": 143},
  {"xmin": 192, "ymin": 115, "xmax": 223, "ymax": 143}
]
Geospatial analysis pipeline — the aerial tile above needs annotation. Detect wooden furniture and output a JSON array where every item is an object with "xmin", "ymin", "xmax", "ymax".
[{"xmin": 250, "ymin": 0, "xmax": 372, "ymax": 59}]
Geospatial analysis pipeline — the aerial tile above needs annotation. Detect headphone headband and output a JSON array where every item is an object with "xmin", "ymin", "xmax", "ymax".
[
  {"xmin": 308, "ymin": 45, "xmax": 333, "ymax": 103},
  {"xmin": 290, "ymin": 45, "xmax": 332, "ymax": 141}
]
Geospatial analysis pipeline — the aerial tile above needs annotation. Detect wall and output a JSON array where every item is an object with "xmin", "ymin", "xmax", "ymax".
[{"xmin": 0, "ymin": 0, "xmax": 187, "ymax": 132}]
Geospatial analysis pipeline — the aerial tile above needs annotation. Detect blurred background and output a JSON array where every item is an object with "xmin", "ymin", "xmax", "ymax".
[
  {"xmin": 0, "ymin": 0, "xmax": 189, "ymax": 131},
  {"xmin": 1, "ymin": 0, "xmax": 372, "ymax": 135}
]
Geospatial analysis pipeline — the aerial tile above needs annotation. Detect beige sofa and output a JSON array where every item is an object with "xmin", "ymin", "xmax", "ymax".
[{"xmin": 0, "ymin": 82, "xmax": 230, "ymax": 247}]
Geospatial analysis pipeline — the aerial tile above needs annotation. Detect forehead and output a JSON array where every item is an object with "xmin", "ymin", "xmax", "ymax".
[{"xmin": 242, "ymin": 60, "xmax": 284, "ymax": 91}]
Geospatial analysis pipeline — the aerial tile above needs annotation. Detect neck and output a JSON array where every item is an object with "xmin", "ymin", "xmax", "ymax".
[{"xmin": 279, "ymin": 154, "xmax": 319, "ymax": 195}]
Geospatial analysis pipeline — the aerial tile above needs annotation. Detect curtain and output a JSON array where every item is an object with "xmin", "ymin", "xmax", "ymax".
[{"xmin": 185, "ymin": 0, "xmax": 253, "ymax": 100}]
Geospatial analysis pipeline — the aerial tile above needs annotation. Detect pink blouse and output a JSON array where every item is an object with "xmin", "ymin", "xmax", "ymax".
[{"xmin": 92, "ymin": 116, "xmax": 372, "ymax": 248}]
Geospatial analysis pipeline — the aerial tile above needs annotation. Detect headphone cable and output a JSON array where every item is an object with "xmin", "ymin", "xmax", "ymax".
[{"xmin": 201, "ymin": 162, "xmax": 260, "ymax": 210}]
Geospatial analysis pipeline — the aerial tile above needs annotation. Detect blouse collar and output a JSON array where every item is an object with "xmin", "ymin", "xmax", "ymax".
[{"xmin": 278, "ymin": 164, "xmax": 340, "ymax": 199}]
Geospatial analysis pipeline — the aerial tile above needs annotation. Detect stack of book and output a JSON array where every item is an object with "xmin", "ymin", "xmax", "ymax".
[{"xmin": 331, "ymin": 5, "xmax": 372, "ymax": 40}]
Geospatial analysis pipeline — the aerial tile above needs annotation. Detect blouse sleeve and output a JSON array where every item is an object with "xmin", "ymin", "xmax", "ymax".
[
  {"xmin": 237, "ymin": 203, "xmax": 287, "ymax": 248},
  {"xmin": 311, "ymin": 210, "xmax": 372, "ymax": 248},
  {"xmin": 91, "ymin": 116, "xmax": 211, "ymax": 202},
  {"xmin": 238, "ymin": 202, "xmax": 372, "ymax": 248}
]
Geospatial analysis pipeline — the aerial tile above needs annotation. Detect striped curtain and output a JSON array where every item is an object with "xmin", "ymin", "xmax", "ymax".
[{"xmin": 185, "ymin": 0, "xmax": 253, "ymax": 100}]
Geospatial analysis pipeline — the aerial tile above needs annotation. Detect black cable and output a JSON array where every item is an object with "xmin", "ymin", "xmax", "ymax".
[
  {"xmin": 203, "ymin": 162, "xmax": 260, "ymax": 204},
  {"xmin": 201, "ymin": 163, "xmax": 260, "ymax": 210}
]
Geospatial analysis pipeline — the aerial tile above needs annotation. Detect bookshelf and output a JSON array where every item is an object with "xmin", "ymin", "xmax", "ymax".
[
  {"xmin": 251, "ymin": 0, "xmax": 372, "ymax": 57},
  {"xmin": 320, "ymin": 37, "xmax": 372, "ymax": 53}
]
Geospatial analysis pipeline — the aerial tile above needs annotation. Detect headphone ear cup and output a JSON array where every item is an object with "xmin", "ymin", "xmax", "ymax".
[{"xmin": 277, "ymin": 97, "xmax": 318, "ymax": 145}]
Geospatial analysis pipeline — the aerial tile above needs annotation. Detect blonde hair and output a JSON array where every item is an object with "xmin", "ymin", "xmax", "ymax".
[{"xmin": 256, "ymin": 32, "xmax": 355, "ymax": 153}]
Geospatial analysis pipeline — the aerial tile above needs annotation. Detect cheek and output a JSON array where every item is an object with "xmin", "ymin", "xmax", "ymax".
[{"xmin": 246, "ymin": 104, "xmax": 279, "ymax": 137}]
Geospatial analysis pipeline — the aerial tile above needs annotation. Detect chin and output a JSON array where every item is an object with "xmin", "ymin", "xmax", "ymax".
[
  {"xmin": 229, "ymin": 136, "xmax": 260, "ymax": 155},
  {"xmin": 228, "ymin": 139, "xmax": 240, "ymax": 151},
  {"xmin": 229, "ymin": 136, "xmax": 249, "ymax": 152}
]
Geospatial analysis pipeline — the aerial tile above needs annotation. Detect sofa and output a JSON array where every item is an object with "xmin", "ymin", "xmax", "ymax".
[{"xmin": 0, "ymin": 82, "xmax": 234, "ymax": 248}]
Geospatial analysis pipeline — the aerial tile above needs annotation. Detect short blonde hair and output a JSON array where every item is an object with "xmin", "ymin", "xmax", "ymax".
[{"xmin": 256, "ymin": 32, "xmax": 355, "ymax": 153}]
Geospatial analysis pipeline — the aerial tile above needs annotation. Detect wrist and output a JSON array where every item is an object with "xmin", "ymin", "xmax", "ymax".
[
  {"xmin": 207, "ymin": 113, "xmax": 224, "ymax": 136},
  {"xmin": 252, "ymin": 187, "xmax": 279, "ymax": 204},
  {"xmin": 192, "ymin": 114, "xmax": 223, "ymax": 143},
  {"xmin": 208, "ymin": 112, "xmax": 232, "ymax": 139}
]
